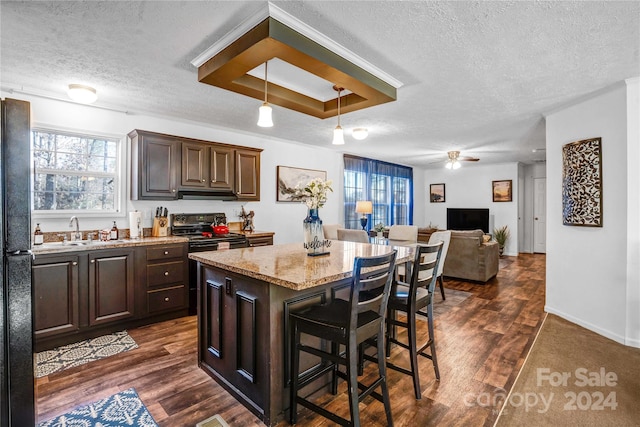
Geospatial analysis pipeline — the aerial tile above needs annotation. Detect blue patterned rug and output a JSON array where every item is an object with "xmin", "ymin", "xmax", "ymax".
[{"xmin": 38, "ymin": 388, "xmax": 158, "ymax": 427}]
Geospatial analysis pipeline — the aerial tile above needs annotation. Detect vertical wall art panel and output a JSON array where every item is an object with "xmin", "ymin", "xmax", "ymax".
[{"xmin": 562, "ymin": 137, "xmax": 602, "ymax": 227}]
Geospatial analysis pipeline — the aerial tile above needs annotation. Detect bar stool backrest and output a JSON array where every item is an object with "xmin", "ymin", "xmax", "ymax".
[
  {"xmin": 407, "ymin": 242, "xmax": 444, "ymax": 297},
  {"xmin": 349, "ymin": 251, "xmax": 398, "ymax": 341}
]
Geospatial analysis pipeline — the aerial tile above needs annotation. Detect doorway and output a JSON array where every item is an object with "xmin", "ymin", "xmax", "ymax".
[{"xmin": 533, "ymin": 177, "xmax": 546, "ymax": 253}]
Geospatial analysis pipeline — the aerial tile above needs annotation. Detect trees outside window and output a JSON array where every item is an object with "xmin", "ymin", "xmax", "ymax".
[{"xmin": 32, "ymin": 129, "xmax": 120, "ymax": 212}]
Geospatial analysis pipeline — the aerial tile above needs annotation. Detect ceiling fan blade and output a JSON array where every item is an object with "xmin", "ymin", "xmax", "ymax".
[{"xmin": 460, "ymin": 156, "xmax": 480, "ymax": 162}]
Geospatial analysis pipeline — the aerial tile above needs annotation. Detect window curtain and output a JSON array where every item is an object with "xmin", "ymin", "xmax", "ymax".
[{"xmin": 343, "ymin": 154, "xmax": 413, "ymax": 230}]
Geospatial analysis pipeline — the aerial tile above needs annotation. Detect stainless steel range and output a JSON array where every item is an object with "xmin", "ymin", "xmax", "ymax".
[{"xmin": 171, "ymin": 213, "xmax": 248, "ymax": 314}]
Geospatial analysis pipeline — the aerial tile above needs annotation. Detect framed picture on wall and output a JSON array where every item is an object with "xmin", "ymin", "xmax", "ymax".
[
  {"xmin": 430, "ymin": 183, "xmax": 446, "ymax": 203},
  {"xmin": 277, "ymin": 166, "xmax": 327, "ymax": 202},
  {"xmin": 562, "ymin": 137, "xmax": 602, "ymax": 226},
  {"xmin": 492, "ymin": 180, "xmax": 512, "ymax": 202}
]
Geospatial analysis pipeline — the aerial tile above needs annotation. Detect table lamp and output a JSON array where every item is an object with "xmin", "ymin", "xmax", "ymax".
[{"xmin": 355, "ymin": 201, "xmax": 373, "ymax": 231}]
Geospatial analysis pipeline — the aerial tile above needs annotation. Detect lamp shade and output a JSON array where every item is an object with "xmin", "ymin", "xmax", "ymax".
[
  {"xmin": 355, "ymin": 200, "xmax": 373, "ymax": 214},
  {"xmin": 257, "ymin": 103, "xmax": 273, "ymax": 127},
  {"xmin": 332, "ymin": 125, "xmax": 345, "ymax": 145}
]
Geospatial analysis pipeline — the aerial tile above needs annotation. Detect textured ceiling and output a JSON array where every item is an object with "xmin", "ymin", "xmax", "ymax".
[{"xmin": 1, "ymin": 1, "xmax": 638, "ymax": 168}]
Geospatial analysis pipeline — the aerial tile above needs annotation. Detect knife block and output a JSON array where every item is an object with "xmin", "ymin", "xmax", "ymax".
[{"xmin": 152, "ymin": 217, "xmax": 169, "ymax": 237}]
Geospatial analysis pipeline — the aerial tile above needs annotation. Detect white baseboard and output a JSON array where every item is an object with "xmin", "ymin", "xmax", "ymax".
[{"xmin": 544, "ymin": 306, "xmax": 630, "ymax": 346}]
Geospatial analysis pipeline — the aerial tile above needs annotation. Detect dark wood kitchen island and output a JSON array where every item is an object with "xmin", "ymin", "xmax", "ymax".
[{"xmin": 189, "ymin": 241, "xmax": 413, "ymax": 426}]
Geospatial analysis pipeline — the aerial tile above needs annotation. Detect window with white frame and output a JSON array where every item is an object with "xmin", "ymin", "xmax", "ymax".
[{"xmin": 32, "ymin": 129, "xmax": 121, "ymax": 213}]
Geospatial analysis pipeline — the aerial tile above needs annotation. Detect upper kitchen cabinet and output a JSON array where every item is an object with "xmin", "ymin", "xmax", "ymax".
[
  {"xmin": 130, "ymin": 130, "xmax": 181, "ymax": 200},
  {"xmin": 181, "ymin": 141, "xmax": 235, "ymax": 192},
  {"xmin": 235, "ymin": 148, "xmax": 261, "ymax": 201},
  {"xmin": 130, "ymin": 130, "xmax": 262, "ymax": 201}
]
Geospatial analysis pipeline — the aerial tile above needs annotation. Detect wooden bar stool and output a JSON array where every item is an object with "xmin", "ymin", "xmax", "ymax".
[
  {"xmin": 289, "ymin": 251, "xmax": 398, "ymax": 426},
  {"xmin": 365, "ymin": 241, "xmax": 443, "ymax": 400}
]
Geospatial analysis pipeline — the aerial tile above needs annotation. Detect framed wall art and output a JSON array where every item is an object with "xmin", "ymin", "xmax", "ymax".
[
  {"xmin": 562, "ymin": 137, "xmax": 602, "ymax": 227},
  {"xmin": 430, "ymin": 183, "xmax": 446, "ymax": 203},
  {"xmin": 277, "ymin": 166, "xmax": 326, "ymax": 202},
  {"xmin": 492, "ymin": 180, "xmax": 512, "ymax": 202}
]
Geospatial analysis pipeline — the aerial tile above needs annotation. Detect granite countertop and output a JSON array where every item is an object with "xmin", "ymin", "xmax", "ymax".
[
  {"xmin": 31, "ymin": 235, "xmax": 189, "ymax": 255},
  {"xmin": 189, "ymin": 240, "xmax": 414, "ymax": 291}
]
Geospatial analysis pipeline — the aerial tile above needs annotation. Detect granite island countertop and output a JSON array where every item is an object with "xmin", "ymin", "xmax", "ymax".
[
  {"xmin": 31, "ymin": 235, "xmax": 189, "ymax": 256},
  {"xmin": 189, "ymin": 240, "xmax": 414, "ymax": 291}
]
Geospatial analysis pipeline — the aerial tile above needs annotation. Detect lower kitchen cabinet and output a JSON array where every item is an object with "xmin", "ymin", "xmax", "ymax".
[
  {"xmin": 33, "ymin": 241, "xmax": 189, "ymax": 351},
  {"xmin": 88, "ymin": 249, "xmax": 135, "ymax": 326},
  {"xmin": 140, "ymin": 243, "xmax": 188, "ymax": 316},
  {"xmin": 33, "ymin": 253, "xmax": 80, "ymax": 339}
]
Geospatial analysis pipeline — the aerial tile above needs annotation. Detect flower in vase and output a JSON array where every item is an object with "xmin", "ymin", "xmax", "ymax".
[{"xmin": 292, "ymin": 178, "xmax": 333, "ymax": 209}]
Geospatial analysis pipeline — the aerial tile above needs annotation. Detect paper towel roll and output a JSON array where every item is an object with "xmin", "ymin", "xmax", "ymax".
[{"xmin": 129, "ymin": 211, "xmax": 143, "ymax": 238}]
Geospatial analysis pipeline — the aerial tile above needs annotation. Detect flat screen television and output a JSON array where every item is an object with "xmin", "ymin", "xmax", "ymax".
[{"xmin": 447, "ymin": 208, "xmax": 490, "ymax": 233}]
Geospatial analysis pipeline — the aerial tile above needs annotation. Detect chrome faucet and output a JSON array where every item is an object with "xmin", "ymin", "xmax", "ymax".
[{"xmin": 69, "ymin": 216, "xmax": 82, "ymax": 241}]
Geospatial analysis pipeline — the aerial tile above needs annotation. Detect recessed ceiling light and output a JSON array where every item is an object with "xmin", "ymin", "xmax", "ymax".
[
  {"xmin": 67, "ymin": 84, "xmax": 97, "ymax": 104},
  {"xmin": 352, "ymin": 128, "xmax": 368, "ymax": 140}
]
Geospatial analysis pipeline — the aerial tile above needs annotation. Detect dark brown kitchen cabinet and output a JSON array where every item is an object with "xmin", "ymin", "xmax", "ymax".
[
  {"xmin": 33, "ymin": 254, "xmax": 80, "ymax": 339},
  {"xmin": 130, "ymin": 129, "xmax": 261, "ymax": 201},
  {"xmin": 88, "ymin": 249, "xmax": 135, "ymax": 326},
  {"xmin": 130, "ymin": 129, "xmax": 181, "ymax": 200},
  {"xmin": 181, "ymin": 141, "xmax": 234, "ymax": 192},
  {"xmin": 200, "ymin": 266, "xmax": 269, "ymax": 414},
  {"xmin": 140, "ymin": 243, "xmax": 188, "ymax": 316},
  {"xmin": 235, "ymin": 148, "xmax": 261, "ymax": 201}
]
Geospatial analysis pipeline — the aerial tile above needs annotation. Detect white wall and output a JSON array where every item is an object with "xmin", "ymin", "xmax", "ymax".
[
  {"xmin": 546, "ymin": 79, "xmax": 640, "ymax": 347},
  {"xmin": 422, "ymin": 163, "xmax": 519, "ymax": 256},
  {"xmin": 5, "ymin": 92, "xmax": 343, "ymax": 245}
]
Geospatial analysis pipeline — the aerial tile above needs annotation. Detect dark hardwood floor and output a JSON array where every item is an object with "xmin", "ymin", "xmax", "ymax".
[{"xmin": 36, "ymin": 253, "xmax": 546, "ymax": 427}]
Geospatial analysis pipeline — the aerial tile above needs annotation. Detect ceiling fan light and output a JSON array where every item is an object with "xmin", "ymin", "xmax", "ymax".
[
  {"xmin": 352, "ymin": 127, "xmax": 368, "ymax": 140},
  {"xmin": 452, "ymin": 160, "xmax": 461, "ymax": 169},
  {"xmin": 67, "ymin": 84, "xmax": 97, "ymax": 104},
  {"xmin": 332, "ymin": 125, "xmax": 345, "ymax": 145},
  {"xmin": 257, "ymin": 103, "xmax": 273, "ymax": 127}
]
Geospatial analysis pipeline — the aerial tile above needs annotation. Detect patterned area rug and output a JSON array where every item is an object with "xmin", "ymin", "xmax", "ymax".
[
  {"xmin": 36, "ymin": 331, "xmax": 138, "ymax": 378},
  {"xmin": 38, "ymin": 387, "xmax": 158, "ymax": 427}
]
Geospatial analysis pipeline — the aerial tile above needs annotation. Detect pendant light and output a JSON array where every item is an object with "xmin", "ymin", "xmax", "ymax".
[
  {"xmin": 257, "ymin": 61, "xmax": 273, "ymax": 127},
  {"xmin": 332, "ymin": 85, "xmax": 345, "ymax": 145}
]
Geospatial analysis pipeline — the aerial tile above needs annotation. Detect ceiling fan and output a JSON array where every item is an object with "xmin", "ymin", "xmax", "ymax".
[{"xmin": 444, "ymin": 151, "xmax": 480, "ymax": 169}]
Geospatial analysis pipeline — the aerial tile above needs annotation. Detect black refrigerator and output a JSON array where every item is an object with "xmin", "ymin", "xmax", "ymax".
[{"xmin": 0, "ymin": 98, "xmax": 35, "ymax": 425}]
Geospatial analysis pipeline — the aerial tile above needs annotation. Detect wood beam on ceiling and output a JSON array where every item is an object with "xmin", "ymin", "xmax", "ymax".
[{"xmin": 197, "ymin": 18, "xmax": 396, "ymax": 119}]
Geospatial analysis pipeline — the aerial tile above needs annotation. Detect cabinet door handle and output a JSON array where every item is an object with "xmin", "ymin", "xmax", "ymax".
[
  {"xmin": 164, "ymin": 251, "xmax": 169, "ymax": 255},
  {"xmin": 172, "ymin": 189, "xmax": 176, "ymax": 193},
  {"xmin": 211, "ymin": 180, "xmax": 215, "ymax": 183},
  {"xmin": 90, "ymin": 259, "xmax": 95, "ymax": 263},
  {"xmin": 72, "ymin": 261, "xmax": 78, "ymax": 266},
  {"xmin": 164, "ymin": 297, "xmax": 170, "ymax": 302},
  {"xmin": 201, "ymin": 179, "xmax": 205, "ymax": 182},
  {"xmin": 164, "ymin": 271, "xmax": 169, "ymax": 276}
]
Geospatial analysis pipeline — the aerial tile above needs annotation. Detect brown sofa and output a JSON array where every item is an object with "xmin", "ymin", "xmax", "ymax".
[{"xmin": 418, "ymin": 228, "xmax": 499, "ymax": 283}]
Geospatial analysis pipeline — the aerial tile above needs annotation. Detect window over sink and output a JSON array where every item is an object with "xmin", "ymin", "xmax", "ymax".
[{"xmin": 31, "ymin": 128, "xmax": 124, "ymax": 215}]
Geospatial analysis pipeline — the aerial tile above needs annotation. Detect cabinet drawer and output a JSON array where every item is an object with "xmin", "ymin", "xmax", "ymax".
[
  {"xmin": 147, "ymin": 245, "xmax": 186, "ymax": 261},
  {"xmin": 147, "ymin": 285, "xmax": 186, "ymax": 313},
  {"xmin": 248, "ymin": 236, "xmax": 273, "ymax": 247},
  {"xmin": 147, "ymin": 261, "xmax": 185, "ymax": 287}
]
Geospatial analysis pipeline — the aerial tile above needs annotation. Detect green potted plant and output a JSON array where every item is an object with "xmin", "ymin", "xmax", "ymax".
[
  {"xmin": 493, "ymin": 225, "xmax": 510, "ymax": 256},
  {"xmin": 373, "ymin": 223, "xmax": 386, "ymax": 237}
]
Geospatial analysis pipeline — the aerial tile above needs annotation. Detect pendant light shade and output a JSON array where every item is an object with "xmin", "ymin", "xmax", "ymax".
[
  {"xmin": 332, "ymin": 86, "xmax": 345, "ymax": 145},
  {"xmin": 257, "ymin": 61, "xmax": 273, "ymax": 127},
  {"xmin": 332, "ymin": 125, "xmax": 345, "ymax": 145}
]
